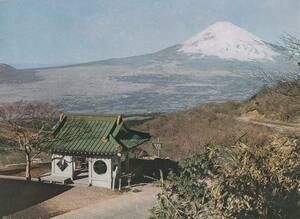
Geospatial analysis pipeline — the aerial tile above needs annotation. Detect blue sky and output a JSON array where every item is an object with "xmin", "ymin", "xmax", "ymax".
[{"xmin": 0, "ymin": 0, "xmax": 299, "ymax": 68}]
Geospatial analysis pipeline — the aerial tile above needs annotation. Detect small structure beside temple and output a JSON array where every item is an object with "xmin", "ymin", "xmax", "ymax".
[{"xmin": 44, "ymin": 113, "xmax": 150, "ymax": 189}]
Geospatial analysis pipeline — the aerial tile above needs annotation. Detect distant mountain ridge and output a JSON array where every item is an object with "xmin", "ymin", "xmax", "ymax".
[
  {"xmin": 0, "ymin": 64, "xmax": 17, "ymax": 74},
  {"xmin": 0, "ymin": 21, "xmax": 298, "ymax": 113},
  {"xmin": 61, "ymin": 22, "xmax": 292, "ymax": 74},
  {"xmin": 0, "ymin": 63, "xmax": 40, "ymax": 84},
  {"xmin": 26, "ymin": 22, "xmax": 289, "ymax": 72}
]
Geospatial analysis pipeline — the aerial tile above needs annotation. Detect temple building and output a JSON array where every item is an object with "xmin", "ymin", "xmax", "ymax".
[{"xmin": 44, "ymin": 113, "xmax": 150, "ymax": 189}]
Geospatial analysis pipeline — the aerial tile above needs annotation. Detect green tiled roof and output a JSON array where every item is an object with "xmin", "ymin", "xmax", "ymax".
[{"xmin": 48, "ymin": 113, "xmax": 150, "ymax": 156}]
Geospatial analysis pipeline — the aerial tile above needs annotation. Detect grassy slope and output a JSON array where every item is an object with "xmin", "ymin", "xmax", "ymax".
[
  {"xmin": 242, "ymin": 79, "xmax": 300, "ymax": 122},
  {"xmin": 135, "ymin": 79, "xmax": 300, "ymax": 160},
  {"xmin": 136, "ymin": 102, "xmax": 274, "ymax": 160}
]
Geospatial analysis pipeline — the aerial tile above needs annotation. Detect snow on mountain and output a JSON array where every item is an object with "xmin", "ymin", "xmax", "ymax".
[
  {"xmin": 0, "ymin": 22, "xmax": 296, "ymax": 113},
  {"xmin": 179, "ymin": 21, "xmax": 279, "ymax": 62}
]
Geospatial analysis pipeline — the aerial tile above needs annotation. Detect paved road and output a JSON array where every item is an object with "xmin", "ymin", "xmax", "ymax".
[{"xmin": 52, "ymin": 184, "xmax": 160, "ymax": 219}]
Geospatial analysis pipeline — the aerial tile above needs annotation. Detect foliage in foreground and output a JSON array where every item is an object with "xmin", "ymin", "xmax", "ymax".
[{"xmin": 151, "ymin": 135, "xmax": 300, "ymax": 219}]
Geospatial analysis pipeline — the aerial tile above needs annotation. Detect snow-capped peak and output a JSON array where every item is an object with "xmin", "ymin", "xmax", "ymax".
[{"xmin": 179, "ymin": 21, "xmax": 278, "ymax": 61}]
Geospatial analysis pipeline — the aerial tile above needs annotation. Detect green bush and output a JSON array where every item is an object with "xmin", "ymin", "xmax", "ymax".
[{"xmin": 151, "ymin": 135, "xmax": 300, "ymax": 219}]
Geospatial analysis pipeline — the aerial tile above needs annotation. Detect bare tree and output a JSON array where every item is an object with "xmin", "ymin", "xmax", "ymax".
[
  {"xmin": 254, "ymin": 33, "xmax": 300, "ymax": 91},
  {"xmin": 248, "ymin": 34, "xmax": 300, "ymax": 121},
  {"xmin": 0, "ymin": 101, "xmax": 57, "ymax": 180}
]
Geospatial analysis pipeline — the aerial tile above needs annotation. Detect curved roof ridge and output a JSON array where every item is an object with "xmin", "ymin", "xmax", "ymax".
[
  {"xmin": 64, "ymin": 112, "xmax": 121, "ymax": 121},
  {"xmin": 49, "ymin": 113, "xmax": 150, "ymax": 156}
]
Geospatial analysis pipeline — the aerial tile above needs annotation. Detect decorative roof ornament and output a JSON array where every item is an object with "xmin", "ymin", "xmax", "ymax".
[
  {"xmin": 59, "ymin": 112, "xmax": 65, "ymax": 122},
  {"xmin": 117, "ymin": 115, "xmax": 123, "ymax": 125}
]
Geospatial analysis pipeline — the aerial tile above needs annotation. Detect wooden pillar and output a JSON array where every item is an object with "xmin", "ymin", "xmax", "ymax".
[
  {"xmin": 125, "ymin": 152, "xmax": 130, "ymax": 174},
  {"xmin": 125, "ymin": 152, "xmax": 131, "ymax": 188}
]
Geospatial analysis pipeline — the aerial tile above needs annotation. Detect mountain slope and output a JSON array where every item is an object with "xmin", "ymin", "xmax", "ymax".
[
  {"xmin": 0, "ymin": 22, "xmax": 298, "ymax": 114},
  {"xmin": 0, "ymin": 64, "xmax": 18, "ymax": 75},
  {"xmin": 85, "ymin": 22, "xmax": 291, "ymax": 75},
  {"xmin": 29, "ymin": 22, "xmax": 293, "ymax": 77},
  {"xmin": 0, "ymin": 64, "xmax": 40, "ymax": 84},
  {"xmin": 179, "ymin": 22, "xmax": 279, "ymax": 61}
]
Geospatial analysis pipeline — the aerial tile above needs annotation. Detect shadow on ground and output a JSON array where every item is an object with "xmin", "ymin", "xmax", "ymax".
[
  {"xmin": 0, "ymin": 179, "xmax": 71, "ymax": 217},
  {"xmin": 130, "ymin": 158, "xmax": 178, "ymax": 184}
]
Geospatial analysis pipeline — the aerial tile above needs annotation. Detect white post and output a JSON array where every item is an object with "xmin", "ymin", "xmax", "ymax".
[
  {"xmin": 71, "ymin": 156, "xmax": 74, "ymax": 180},
  {"xmin": 51, "ymin": 154, "xmax": 55, "ymax": 175},
  {"xmin": 112, "ymin": 166, "xmax": 118, "ymax": 191},
  {"xmin": 88, "ymin": 158, "xmax": 92, "ymax": 186},
  {"xmin": 119, "ymin": 178, "xmax": 122, "ymax": 191}
]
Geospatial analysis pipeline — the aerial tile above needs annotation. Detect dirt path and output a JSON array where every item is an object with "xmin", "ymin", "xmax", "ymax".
[
  {"xmin": 237, "ymin": 116, "xmax": 300, "ymax": 136},
  {"xmin": 51, "ymin": 184, "xmax": 159, "ymax": 219}
]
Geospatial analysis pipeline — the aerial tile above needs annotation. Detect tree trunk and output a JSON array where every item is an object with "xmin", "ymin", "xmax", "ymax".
[{"xmin": 25, "ymin": 153, "xmax": 31, "ymax": 181}]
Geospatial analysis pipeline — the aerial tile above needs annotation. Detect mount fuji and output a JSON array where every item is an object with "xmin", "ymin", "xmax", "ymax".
[
  {"xmin": 0, "ymin": 22, "xmax": 298, "ymax": 113},
  {"xmin": 179, "ymin": 21, "xmax": 279, "ymax": 61},
  {"xmin": 85, "ymin": 21, "xmax": 291, "ymax": 75}
]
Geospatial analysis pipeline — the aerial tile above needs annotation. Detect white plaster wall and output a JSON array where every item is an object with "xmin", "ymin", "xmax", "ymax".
[
  {"xmin": 51, "ymin": 154, "xmax": 74, "ymax": 178},
  {"xmin": 89, "ymin": 158, "xmax": 113, "ymax": 188}
]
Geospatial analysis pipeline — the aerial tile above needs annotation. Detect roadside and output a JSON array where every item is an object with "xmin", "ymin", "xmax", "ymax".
[{"xmin": 237, "ymin": 115, "xmax": 300, "ymax": 136}]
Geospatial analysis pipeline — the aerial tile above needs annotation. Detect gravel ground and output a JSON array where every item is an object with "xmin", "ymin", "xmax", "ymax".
[{"xmin": 53, "ymin": 184, "xmax": 159, "ymax": 219}]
